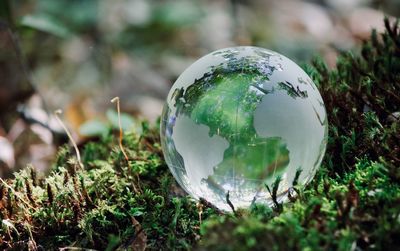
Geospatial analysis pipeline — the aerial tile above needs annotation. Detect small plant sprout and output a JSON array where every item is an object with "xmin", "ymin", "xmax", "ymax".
[
  {"xmin": 54, "ymin": 109, "xmax": 83, "ymax": 169},
  {"xmin": 111, "ymin": 97, "xmax": 129, "ymax": 161},
  {"xmin": 2, "ymin": 219, "xmax": 19, "ymax": 240},
  {"xmin": 0, "ymin": 177, "xmax": 35, "ymax": 211},
  {"xmin": 24, "ymin": 222, "xmax": 37, "ymax": 251},
  {"xmin": 196, "ymin": 202, "xmax": 203, "ymax": 225},
  {"xmin": 110, "ymin": 97, "xmax": 142, "ymax": 193}
]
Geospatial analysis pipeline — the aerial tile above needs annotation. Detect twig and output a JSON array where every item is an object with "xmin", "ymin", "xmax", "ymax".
[
  {"xmin": 226, "ymin": 191, "xmax": 236, "ymax": 214},
  {"xmin": 199, "ymin": 197, "xmax": 223, "ymax": 215}
]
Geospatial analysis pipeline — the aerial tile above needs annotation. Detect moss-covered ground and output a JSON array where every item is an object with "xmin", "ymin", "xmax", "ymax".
[{"xmin": 1, "ymin": 18, "xmax": 400, "ymax": 250}]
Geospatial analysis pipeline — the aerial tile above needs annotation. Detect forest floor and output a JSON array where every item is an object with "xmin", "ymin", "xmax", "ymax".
[{"xmin": 0, "ymin": 19, "xmax": 400, "ymax": 251}]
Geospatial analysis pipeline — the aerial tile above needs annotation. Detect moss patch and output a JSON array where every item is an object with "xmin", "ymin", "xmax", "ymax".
[{"xmin": 1, "ymin": 18, "xmax": 400, "ymax": 250}]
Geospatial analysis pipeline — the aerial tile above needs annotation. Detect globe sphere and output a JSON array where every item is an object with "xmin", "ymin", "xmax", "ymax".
[{"xmin": 160, "ymin": 46, "xmax": 328, "ymax": 211}]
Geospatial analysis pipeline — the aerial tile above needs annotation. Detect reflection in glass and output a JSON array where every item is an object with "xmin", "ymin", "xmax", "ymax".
[{"xmin": 160, "ymin": 46, "xmax": 328, "ymax": 211}]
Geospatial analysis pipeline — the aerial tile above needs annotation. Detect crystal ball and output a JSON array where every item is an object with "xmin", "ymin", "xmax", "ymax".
[{"xmin": 160, "ymin": 46, "xmax": 328, "ymax": 211}]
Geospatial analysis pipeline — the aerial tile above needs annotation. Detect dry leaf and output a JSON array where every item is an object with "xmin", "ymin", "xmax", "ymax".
[{"xmin": 131, "ymin": 216, "xmax": 147, "ymax": 251}]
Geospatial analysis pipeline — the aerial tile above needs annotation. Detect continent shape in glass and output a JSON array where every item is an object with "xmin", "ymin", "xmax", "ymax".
[{"xmin": 160, "ymin": 46, "xmax": 328, "ymax": 211}]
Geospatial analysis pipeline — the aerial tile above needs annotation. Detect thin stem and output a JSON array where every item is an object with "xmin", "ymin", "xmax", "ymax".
[
  {"xmin": 54, "ymin": 109, "xmax": 83, "ymax": 169},
  {"xmin": 111, "ymin": 97, "xmax": 129, "ymax": 161},
  {"xmin": 196, "ymin": 202, "xmax": 203, "ymax": 225},
  {"xmin": 0, "ymin": 177, "xmax": 36, "ymax": 211}
]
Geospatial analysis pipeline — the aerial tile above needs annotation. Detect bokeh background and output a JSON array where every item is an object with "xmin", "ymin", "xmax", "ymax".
[{"xmin": 0, "ymin": 0, "xmax": 399, "ymax": 176}]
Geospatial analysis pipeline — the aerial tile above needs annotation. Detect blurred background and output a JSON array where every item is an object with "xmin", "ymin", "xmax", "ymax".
[{"xmin": 0, "ymin": 0, "xmax": 399, "ymax": 176}]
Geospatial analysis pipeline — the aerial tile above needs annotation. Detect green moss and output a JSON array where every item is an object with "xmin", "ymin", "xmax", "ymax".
[
  {"xmin": 0, "ymin": 126, "xmax": 217, "ymax": 250},
  {"xmin": 199, "ymin": 18, "xmax": 400, "ymax": 250},
  {"xmin": 1, "ymin": 18, "xmax": 399, "ymax": 250}
]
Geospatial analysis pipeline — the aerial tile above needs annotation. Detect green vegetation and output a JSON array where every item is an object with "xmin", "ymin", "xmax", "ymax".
[
  {"xmin": 200, "ymin": 18, "xmax": 400, "ymax": 250},
  {"xmin": 1, "ymin": 18, "xmax": 400, "ymax": 250},
  {"xmin": 0, "ymin": 125, "xmax": 210, "ymax": 250},
  {"xmin": 190, "ymin": 73, "xmax": 289, "ymax": 184}
]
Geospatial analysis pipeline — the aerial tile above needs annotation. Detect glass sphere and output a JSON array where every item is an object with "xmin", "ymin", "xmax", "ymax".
[{"xmin": 160, "ymin": 46, "xmax": 328, "ymax": 211}]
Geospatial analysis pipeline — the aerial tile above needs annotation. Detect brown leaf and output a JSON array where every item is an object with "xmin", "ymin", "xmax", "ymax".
[{"xmin": 130, "ymin": 216, "xmax": 147, "ymax": 251}]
